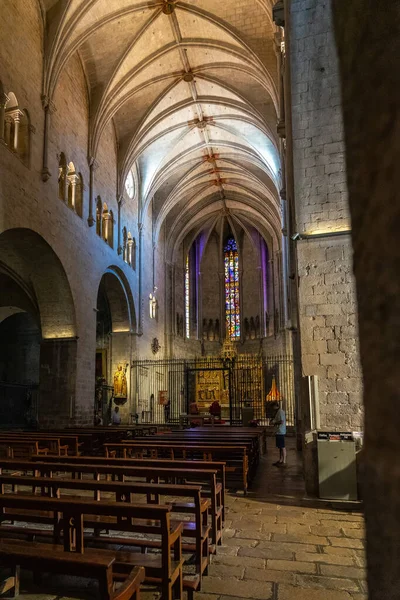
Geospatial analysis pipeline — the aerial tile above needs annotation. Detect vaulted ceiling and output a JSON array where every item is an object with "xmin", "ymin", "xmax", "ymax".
[{"xmin": 42, "ymin": 0, "xmax": 282, "ymax": 255}]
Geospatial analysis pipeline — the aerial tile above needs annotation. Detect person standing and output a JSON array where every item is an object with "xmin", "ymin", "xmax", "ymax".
[
  {"xmin": 111, "ymin": 405, "xmax": 121, "ymax": 425},
  {"xmin": 272, "ymin": 401, "xmax": 286, "ymax": 466}
]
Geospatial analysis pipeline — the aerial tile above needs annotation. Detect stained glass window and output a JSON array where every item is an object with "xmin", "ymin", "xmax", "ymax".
[
  {"xmin": 224, "ymin": 237, "xmax": 240, "ymax": 339},
  {"xmin": 185, "ymin": 255, "xmax": 190, "ymax": 338}
]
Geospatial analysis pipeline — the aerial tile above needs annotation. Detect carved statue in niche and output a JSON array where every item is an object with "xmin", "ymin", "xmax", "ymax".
[
  {"xmin": 208, "ymin": 319, "xmax": 214, "ymax": 341},
  {"xmin": 114, "ymin": 364, "xmax": 127, "ymax": 398},
  {"xmin": 202, "ymin": 318, "xmax": 207, "ymax": 340},
  {"xmin": 214, "ymin": 319, "xmax": 220, "ymax": 341},
  {"xmin": 179, "ymin": 314, "xmax": 184, "ymax": 337},
  {"xmin": 255, "ymin": 315, "xmax": 260, "ymax": 338},
  {"xmin": 250, "ymin": 317, "xmax": 256, "ymax": 340},
  {"xmin": 244, "ymin": 318, "xmax": 250, "ymax": 340}
]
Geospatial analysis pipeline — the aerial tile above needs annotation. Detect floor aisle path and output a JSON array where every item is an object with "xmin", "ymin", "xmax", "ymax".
[{"xmin": 195, "ymin": 436, "xmax": 366, "ymax": 600}]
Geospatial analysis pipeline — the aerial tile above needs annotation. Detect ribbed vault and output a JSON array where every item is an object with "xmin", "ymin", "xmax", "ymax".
[{"xmin": 42, "ymin": 0, "xmax": 281, "ymax": 255}]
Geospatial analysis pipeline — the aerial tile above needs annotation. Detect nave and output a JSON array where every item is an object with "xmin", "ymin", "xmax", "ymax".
[{"xmin": 0, "ymin": 430, "xmax": 365, "ymax": 600}]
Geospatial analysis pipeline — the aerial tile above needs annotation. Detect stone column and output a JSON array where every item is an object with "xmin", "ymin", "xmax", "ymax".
[
  {"xmin": 103, "ymin": 211, "xmax": 110, "ymax": 244},
  {"xmin": 69, "ymin": 174, "xmax": 78, "ymax": 210},
  {"xmin": 0, "ymin": 93, "xmax": 9, "ymax": 142},
  {"xmin": 87, "ymin": 157, "xmax": 96, "ymax": 227},
  {"xmin": 332, "ymin": 3, "xmax": 400, "ymax": 599},
  {"xmin": 12, "ymin": 111, "xmax": 21, "ymax": 151},
  {"xmin": 41, "ymin": 95, "xmax": 55, "ymax": 182},
  {"xmin": 4, "ymin": 117, "xmax": 12, "ymax": 147},
  {"xmin": 117, "ymin": 196, "xmax": 123, "ymax": 255},
  {"xmin": 138, "ymin": 223, "xmax": 144, "ymax": 335}
]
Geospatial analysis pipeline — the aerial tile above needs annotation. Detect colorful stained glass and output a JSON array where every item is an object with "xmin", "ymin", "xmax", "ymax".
[
  {"xmin": 185, "ymin": 255, "xmax": 190, "ymax": 338},
  {"xmin": 224, "ymin": 237, "xmax": 240, "ymax": 339}
]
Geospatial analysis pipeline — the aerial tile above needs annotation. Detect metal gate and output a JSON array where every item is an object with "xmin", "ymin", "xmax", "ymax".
[{"xmin": 131, "ymin": 354, "xmax": 295, "ymax": 427}]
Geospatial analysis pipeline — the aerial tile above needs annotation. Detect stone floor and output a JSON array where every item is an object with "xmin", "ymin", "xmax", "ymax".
[
  {"xmin": 3, "ymin": 437, "xmax": 367, "ymax": 600},
  {"xmin": 195, "ymin": 437, "xmax": 367, "ymax": 600}
]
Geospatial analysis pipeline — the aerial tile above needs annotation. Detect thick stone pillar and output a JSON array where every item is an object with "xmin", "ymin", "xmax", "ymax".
[
  {"xmin": 331, "ymin": 3, "xmax": 400, "ymax": 599},
  {"xmin": 38, "ymin": 338, "xmax": 77, "ymax": 427}
]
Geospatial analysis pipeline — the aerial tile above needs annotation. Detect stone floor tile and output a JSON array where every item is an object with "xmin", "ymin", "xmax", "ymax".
[
  {"xmin": 267, "ymin": 559, "xmax": 316, "ymax": 574},
  {"xmin": 320, "ymin": 564, "xmax": 366, "ymax": 580},
  {"xmin": 320, "ymin": 546, "xmax": 357, "ymax": 557},
  {"xmin": 277, "ymin": 584, "xmax": 352, "ymax": 600},
  {"xmin": 201, "ymin": 577, "xmax": 273, "ymax": 599},
  {"xmin": 286, "ymin": 524, "xmax": 312, "ymax": 535},
  {"xmin": 295, "ymin": 552, "xmax": 355, "ymax": 566},
  {"xmin": 258, "ymin": 540, "xmax": 318, "ymax": 554},
  {"xmin": 295, "ymin": 574, "xmax": 360, "ymax": 592},
  {"xmin": 341, "ymin": 528, "xmax": 365, "ymax": 539},
  {"xmin": 224, "ymin": 536, "xmax": 257, "ymax": 547},
  {"xmin": 261, "ymin": 523, "xmax": 287, "ymax": 534},
  {"xmin": 234, "ymin": 530, "xmax": 272, "ymax": 541},
  {"xmin": 320, "ymin": 520, "xmax": 363, "ymax": 529},
  {"xmin": 215, "ymin": 545, "xmax": 239, "ymax": 556},
  {"xmin": 273, "ymin": 533, "xmax": 329, "ymax": 545},
  {"xmin": 239, "ymin": 546, "xmax": 293, "ymax": 560},
  {"xmin": 309, "ymin": 525, "xmax": 343, "ymax": 536},
  {"xmin": 221, "ymin": 528, "xmax": 236, "ymax": 539},
  {"xmin": 230, "ymin": 520, "xmax": 263, "ymax": 531},
  {"xmin": 244, "ymin": 567, "xmax": 296, "ymax": 584},
  {"xmin": 208, "ymin": 564, "xmax": 245, "ymax": 579},
  {"xmin": 328, "ymin": 537, "xmax": 364, "ymax": 549},
  {"xmin": 211, "ymin": 554, "xmax": 266, "ymax": 569}
]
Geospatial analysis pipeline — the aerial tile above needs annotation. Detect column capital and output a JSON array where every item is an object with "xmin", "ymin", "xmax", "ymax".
[
  {"xmin": 88, "ymin": 155, "xmax": 99, "ymax": 170},
  {"xmin": 0, "ymin": 93, "xmax": 9, "ymax": 110},
  {"xmin": 41, "ymin": 94, "xmax": 56, "ymax": 113}
]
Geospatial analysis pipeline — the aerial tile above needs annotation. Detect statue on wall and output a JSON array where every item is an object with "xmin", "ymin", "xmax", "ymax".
[{"xmin": 113, "ymin": 364, "xmax": 127, "ymax": 398}]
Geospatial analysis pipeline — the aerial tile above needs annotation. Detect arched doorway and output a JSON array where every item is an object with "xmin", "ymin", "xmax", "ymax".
[
  {"xmin": 0, "ymin": 270, "xmax": 41, "ymax": 427},
  {"xmin": 95, "ymin": 268, "xmax": 136, "ymax": 424},
  {"xmin": 0, "ymin": 229, "xmax": 76, "ymax": 428}
]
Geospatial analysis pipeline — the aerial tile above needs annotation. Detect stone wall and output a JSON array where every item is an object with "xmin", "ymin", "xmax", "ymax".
[
  {"xmin": 290, "ymin": 0, "xmax": 363, "ymax": 430},
  {"xmin": 0, "ymin": 0, "xmax": 167, "ymax": 426}
]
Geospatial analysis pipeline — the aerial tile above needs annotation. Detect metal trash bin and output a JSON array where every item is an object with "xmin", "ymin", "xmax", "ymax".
[{"xmin": 317, "ymin": 432, "xmax": 358, "ymax": 501}]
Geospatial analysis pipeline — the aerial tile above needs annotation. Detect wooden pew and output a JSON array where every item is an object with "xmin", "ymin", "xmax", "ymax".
[
  {"xmin": 34, "ymin": 454, "xmax": 227, "ymax": 521},
  {"xmin": 0, "ymin": 474, "xmax": 210, "ymax": 583},
  {"xmin": 0, "ymin": 538, "xmax": 144, "ymax": 600},
  {"xmin": 1, "ymin": 459, "xmax": 223, "ymax": 547},
  {"xmin": 0, "ymin": 440, "xmax": 47, "ymax": 459},
  {"xmin": 105, "ymin": 441, "xmax": 249, "ymax": 494},
  {"xmin": 0, "ymin": 432, "xmax": 81, "ymax": 456},
  {"xmin": 0, "ymin": 493, "xmax": 182, "ymax": 600}
]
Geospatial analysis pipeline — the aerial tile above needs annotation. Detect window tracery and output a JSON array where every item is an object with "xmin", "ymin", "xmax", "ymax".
[
  {"xmin": 125, "ymin": 170, "xmax": 134, "ymax": 199},
  {"xmin": 224, "ymin": 237, "xmax": 240, "ymax": 339}
]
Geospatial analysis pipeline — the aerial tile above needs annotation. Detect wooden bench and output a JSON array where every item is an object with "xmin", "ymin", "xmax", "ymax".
[
  {"xmin": 30, "ymin": 457, "xmax": 224, "ymax": 545},
  {"xmin": 0, "ymin": 436, "xmax": 69, "ymax": 457},
  {"xmin": 0, "ymin": 441, "xmax": 47, "ymax": 460},
  {"xmin": 0, "ymin": 493, "xmax": 182, "ymax": 600},
  {"xmin": 0, "ymin": 538, "xmax": 144, "ymax": 600},
  {"xmin": 0, "ymin": 473, "xmax": 210, "ymax": 583},
  {"xmin": 0, "ymin": 433, "xmax": 81, "ymax": 456},
  {"xmin": 1, "ymin": 458, "xmax": 223, "ymax": 547},
  {"xmin": 105, "ymin": 441, "xmax": 249, "ymax": 494},
  {"xmin": 34, "ymin": 454, "xmax": 227, "ymax": 521}
]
